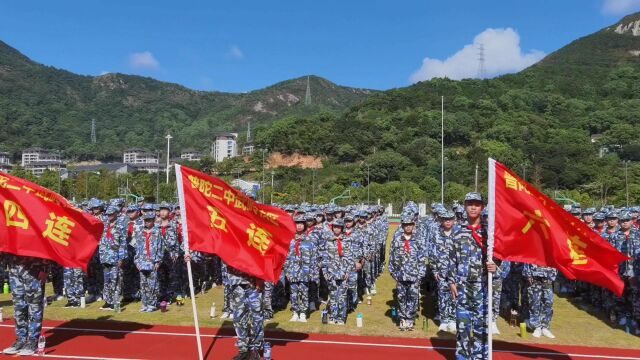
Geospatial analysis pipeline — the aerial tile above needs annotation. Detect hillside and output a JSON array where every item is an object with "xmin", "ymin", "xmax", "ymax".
[
  {"xmin": 0, "ymin": 41, "xmax": 373, "ymax": 160},
  {"xmin": 254, "ymin": 12, "xmax": 640, "ymax": 206}
]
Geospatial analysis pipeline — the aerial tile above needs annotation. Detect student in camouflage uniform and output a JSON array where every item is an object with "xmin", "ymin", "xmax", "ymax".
[
  {"xmin": 429, "ymin": 210, "xmax": 458, "ymax": 332},
  {"xmin": 134, "ymin": 213, "xmax": 164, "ymax": 312},
  {"xmin": 491, "ymin": 260, "xmax": 510, "ymax": 335},
  {"xmin": 227, "ymin": 266, "xmax": 264, "ymax": 360},
  {"xmin": 123, "ymin": 205, "xmax": 143, "ymax": 301},
  {"xmin": 616, "ymin": 212, "xmax": 640, "ymax": 327},
  {"xmin": 99, "ymin": 205, "xmax": 128, "ymax": 310},
  {"xmin": 389, "ymin": 215, "xmax": 427, "ymax": 331},
  {"xmin": 448, "ymin": 192, "xmax": 498, "ymax": 360},
  {"xmin": 220, "ymin": 262, "xmax": 234, "ymax": 320},
  {"xmin": 284, "ymin": 216, "xmax": 317, "ymax": 322},
  {"xmin": 343, "ymin": 214, "xmax": 363, "ymax": 312},
  {"xmin": 87, "ymin": 198, "xmax": 106, "ymax": 301},
  {"xmin": 158, "ymin": 202, "xmax": 179, "ymax": 303},
  {"xmin": 321, "ymin": 219, "xmax": 354, "ymax": 325},
  {"xmin": 63, "ymin": 266, "xmax": 84, "ymax": 307},
  {"xmin": 523, "ymin": 263, "xmax": 557, "ymax": 338},
  {"xmin": 2, "ymin": 254, "xmax": 50, "ymax": 356}
]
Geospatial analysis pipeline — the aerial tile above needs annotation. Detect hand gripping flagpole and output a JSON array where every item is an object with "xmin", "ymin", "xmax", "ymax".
[
  {"xmin": 175, "ymin": 164, "xmax": 204, "ymax": 360},
  {"xmin": 487, "ymin": 158, "xmax": 496, "ymax": 360}
]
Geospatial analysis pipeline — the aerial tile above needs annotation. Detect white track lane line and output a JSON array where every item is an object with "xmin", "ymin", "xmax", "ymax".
[{"xmin": 1, "ymin": 324, "xmax": 638, "ymax": 360}]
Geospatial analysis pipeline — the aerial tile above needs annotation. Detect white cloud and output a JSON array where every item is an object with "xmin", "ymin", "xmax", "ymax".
[
  {"xmin": 602, "ymin": 0, "xmax": 640, "ymax": 15},
  {"xmin": 227, "ymin": 45, "xmax": 244, "ymax": 60},
  {"xmin": 99, "ymin": 70, "xmax": 109, "ymax": 76},
  {"xmin": 410, "ymin": 28, "xmax": 545, "ymax": 83},
  {"xmin": 128, "ymin": 51, "xmax": 160, "ymax": 70}
]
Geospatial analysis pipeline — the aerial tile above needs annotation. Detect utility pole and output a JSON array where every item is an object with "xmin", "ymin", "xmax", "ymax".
[
  {"xmin": 262, "ymin": 148, "xmax": 267, "ymax": 203},
  {"xmin": 474, "ymin": 163, "xmax": 479, "ymax": 191},
  {"xmin": 165, "ymin": 134, "xmax": 172, "ymax": 184},
  {"xmin": 625, "ymin": 160, "xmax": 630, "ymax": 207},
  {"xmin": 270, "ymin": 171, "xmax": 275, "ymax": 205},
  {"xmin": 312, "ymin": 167, "xmax": 316, "ymax": 204},
  {"xmin": 441, "ymin": 96, "xmax": 444, "ymax": 203},
  {"xmin": 366, "ymin": 163, "xmax": 370, "ymax": 205},
  {"xmin": 156, "ymin": 150, "xmax": 160, "ymax": 201}
]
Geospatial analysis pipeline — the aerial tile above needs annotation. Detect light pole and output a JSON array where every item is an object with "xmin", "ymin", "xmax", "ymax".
[
  {"xmin": 366, "ymin": 163, "xmax": 370, "ymax": 204},
  {"xmin": 262, "ymin": 148, "xmax": 267, "ymax": 203},
  {"xmin": 165, "ymin": 134, "xmax": 172, "ymax": 184},
  {"xmin": 312, "ymin": 167, "xmax": 316, "ymax": 204},
  {"xmin": 440, "ymin": 96, "xmax": 444, "ymax": 203},
  {"xmin": 271, "ymin": 170, "xmax": 274, "ymax": 205},
  {"xmin": 625, "ymin": 160, "xmax": 630, "ymax": 207}
]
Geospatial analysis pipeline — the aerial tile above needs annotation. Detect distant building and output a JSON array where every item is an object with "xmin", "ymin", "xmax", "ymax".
[
  {"xmin": 242, "ymin": 121, "xmax": 255, "ymax": 155},
  {"xmin": 211, "ymin": 133, "xmax": 238, "ymax": 163},
  {"xmin": 67, "ymin": 162, "xmax": 160, "ymax": 177},
  {"xmin": 180, "ymin": 150, "xmax": 202, "ymax": 161},
  {"xmin": 123, "ymin": 149, "xmax": 159, "ymax": 165},
  {"xmin": 24, "ymin": 161, "xmax": 65, "ymax": 177},
  {"xmin": 0, "ymin": 152, "xmax": 12, "ymax": 172},
  {"xmin": 21, "ymin": 148, "xmax": 62, "ymax": 167}
]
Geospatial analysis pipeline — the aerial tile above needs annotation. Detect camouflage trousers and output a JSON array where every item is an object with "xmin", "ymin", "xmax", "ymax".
[
  {"xmin": 9, "ymin": 262, "xmax": 46, "ymax": 344},
  {"xmin": 456, "ymin": 281, "xmax": 488, "ymax": 360},
  {"xmin": 396, "ymin": 280, "xmax": 420, "ymax": 322},
  {"xmin": 614, "ymin": 278, "xmax": 637, "ymax": 319},
  {"xmin": 347, "ymin": 271, "xmax": 359, "ymax": 312},
  {"xmin": 102, "ymin": 264, "xmax": 122, "ymax": 305},
  {"xmin": 231, "ymin": 284, "xmax": 264, "ymax": 352},
  {"xmin": 223, "ymin": 284, "xmax": 233, "ymax": 313},
  {"xmin": 526, "ymin": 278, "xmax": 554, "ymax": 330},
  {"xmin": 122, "ymin": 245, "xmax": 140, "ymax": 300},
  {"xmin": 328, "ymin": 279, "xmax": 348, "ymax": 322},
  {"xmin": 139, "ymin": 269, "xmax": 159, "ymax": 308},
  {"xmin": 87, "ymin": 254, "xmax": 103, "ymax": 297},
  {"xmin": 501, "ymin": 272, "xmax": 522, "ymax": 312},
  {"xmin": 364, "ymin": 259, "xmax": 376, "ymax": 290},
  {"xmin": 289, "ymin": 281, "xmax": 309, "ymax": 314},
  {"xmin": 63, "ymin": 267, "xmax": 85, "ymax": 302},
  {"xmin": 50, "ymin": 263, "xmax": 64, "ymax": 296},
  {"xmin": 492, "ymin": 276, "xmax": 503, "ymax": 322},
  {"xmin": 159, "ymin": 256, "xmax": 181, "ymax": 301},
  {"xmin": 437, "ymin": 279, "xmax": 455, "ymax": 323},
  {"xmin": 263, "ymin": 281, "xmax": 274, "ymax": 317}
]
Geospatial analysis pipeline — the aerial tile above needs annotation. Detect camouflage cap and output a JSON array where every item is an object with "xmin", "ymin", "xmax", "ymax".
[
  {"xmin": 293, "ymin": 215, "xmax": 306, "ymax": 223},
  {"xmin": 126, "ymin": 205, "xmax": 140, "ymax": 213},
  {"xmin": 605, "ymin": 211, "xmax": 619, "ymax": 219},
  {"xmin": 331, "ymin": 218, "xmax": 345, "ymax": 227},
  {"xmin": 400, "ymin": 214, "xmax": 415, "ymax": 224},
  {"xmin": 105, "ymin": 205, "xmax": 119, "ymax": 215},
  {"xmin": 158, "ymin": 201, "xmax": 172, "ymax": 210},
  {"xmin": 464, "ymin": 192, "xmax": 484, "ymax": 203},
  {"xmin": 593, "ymin": 212, "xmax": 605, "ymax": 221},
  {"xmin": 440, "ymin": 211, "xmax": 456, "ymax": 220},
  {"xmin": 143, "ymin": 212, "xmax": 156, "ymax": 221},
  {"xmin": 583, "ymin": 207, "xmax": 596, "ymax": 215},
  {"xmin": 619, "ymin": 211, "xmax": 633, "ymax": 221}
]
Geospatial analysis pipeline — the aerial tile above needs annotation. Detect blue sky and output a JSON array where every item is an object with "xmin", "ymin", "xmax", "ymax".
[{"xmin": 0, "ymin": 0, "xmax": 638, "ymax": 92}]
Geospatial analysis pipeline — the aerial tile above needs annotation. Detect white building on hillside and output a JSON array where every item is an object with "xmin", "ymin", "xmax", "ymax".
[
  {"xmin": 211, "ymin": 133, "xmax": 238, "ymax": 163},
  {"xmin": 123, "ymin": 149, "xmax": 159, "ymax": 165},
  {"xmin": 21, "ymin": 148, "xmax": 62, "ymax": 166}
]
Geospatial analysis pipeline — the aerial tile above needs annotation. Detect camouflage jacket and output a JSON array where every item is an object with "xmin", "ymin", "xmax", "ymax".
[
  {"xmin": 158, "ymin": 220, "xmax": 179, "ymax": 257},
  {"xmin": 522, "ymin": 263, "xmax": 557, "ymax": 281},
  {"xmin": 618, "ymin": 228, "xmax": 640, "ymax": 278},
  {"xmin": 389, "ymin": 232, "xmax": 427, "ymax": 282},
  {"xmin": 284, "ymin": 233, "xmax": 317, "ymax": 282},
  {"xmin": 428, "ymin": 225, "xmax": 458, "ymax": 279},
  {"xmin": 321, "ymin": 235, "xmax": 355, "ymax": 281},
  {"xmin": 99, "ymin": 219, "xmax": 128, "ymax": 265},
  {"xmin": 447, "ymin": 223, "xmax": 497, "ymax": 284},
  {"xmin": 133, "ymin": 226, "xmax": 164, "ymax": 271}
]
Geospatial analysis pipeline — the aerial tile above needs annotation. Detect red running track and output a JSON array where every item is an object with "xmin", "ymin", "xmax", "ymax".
[{"xmin": 0, "ymin": 319, "xmax": 639, "ymax": 359}]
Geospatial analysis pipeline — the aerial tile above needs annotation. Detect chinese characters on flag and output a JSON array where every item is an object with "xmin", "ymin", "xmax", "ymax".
[
  {"xmin": 0, "ymin": 172, "xmax": 103, "ymax": 271},
  {"xmin": 488, "ymin": 159, "xmax": 628, "ymax": 296},
  {"xmin": 176, "ymin": 165, "xmax": 295, "ymax": 282}
]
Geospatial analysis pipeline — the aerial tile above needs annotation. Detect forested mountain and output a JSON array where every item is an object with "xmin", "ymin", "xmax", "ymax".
[{"xmin": 0, "ymin": 41, "xmax": 373, "ymax": 160}]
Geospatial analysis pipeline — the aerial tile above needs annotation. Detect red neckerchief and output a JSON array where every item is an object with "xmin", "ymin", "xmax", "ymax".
[
  {"xmin": 336, "ymin": 236, "xmax": 343, "ymax": 257},
  {"xmin": 161, "ymin": 222, "xmax": 169, "ymax": 237},
  {"xmin": 106, "ymin": 222, "xmax": 116, "ymax": 244},
  {"xmin": 403, "ymin": 234, "xmax": 411, "ymax": 253},
  {"xmin": 144, "ymin": 230, "xmax": 152, "ymax": 258},
  {"xmin": 607, "ymin": 228, "xmax": 616, "ymax": 235},
  {"xmin": 467, "ymin": 223, "xmax": 484, "ymax": 249},
  {"xmin": 306, "ymin": 226, "xmax": 315, "ymax": 236},
  {"xmin": 345, "ymin": 228, "xmax": 352, "ymax": 236},
  {"xmin": 295, "ymin": 234, "xmax": 303, "ymax": 256},
  {"xmin": 595, "ymin": 224, "xmax": 604, "ymax": 232},
  {"xmin": 127, "ymin": 221, "xmax": 134, "ymax": 237},
  {"xmin": 177, "ymin": 222, "xmax": 183, "ymax": 244}
]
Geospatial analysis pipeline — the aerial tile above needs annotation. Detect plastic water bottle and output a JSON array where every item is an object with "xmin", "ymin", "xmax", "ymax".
[
  {"xmin": 356, "ymin": 313, "xmax": 363, "ymax": 327},
  {"xmin": 263, "ymin": 342, "xmax": 272, "ymax": 360},
  {"xmin": 80, "ymin": 296, "xmax": 86, "ymax": 309},
  {"xmin": 391, "ymin": 307, "xmax": 397, "ymax": 319},
  {"xmin": 519, "ymin": 322, "xmax": 527, "ymax": 339},
  {"xmin": 366, "ymin": 296, "xmax": 372, "ymax": 305},
  {"xmin": 0, "ymin": 307, "xmax": 3, "ymax": 322},
  {"xmin": 37, "ymin": 335, "xmax": 46, "ymax": 356},
  {"xmin": 114, "ymin": 301, "xmax": 121, "ymax": 313},
  {"xmin": 422, "ymin": 317, "xmax": 428, "ymax": 332},
  {"xmin": 210, "ymin": 302, "xmax": 216, "ymax": 318},
  {"xmin": 3, "ymin": 283, "xmax": 9, "ymax": 294},
  {"xmin": 321, "ymin": 309, "xmax": 328, "ymax": 324}
]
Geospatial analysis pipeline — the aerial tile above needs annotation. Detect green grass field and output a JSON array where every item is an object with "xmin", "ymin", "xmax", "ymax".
[{"xmin": 1, "ymin": 227, "xmax": 639, "ymax": 349}]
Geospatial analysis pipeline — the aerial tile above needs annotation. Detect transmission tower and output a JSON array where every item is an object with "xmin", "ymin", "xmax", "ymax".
[
  {"xmin": 246, "ymin": 120, "xmax": 252, "ymax": 142},
  {"xmin": 90, "ymin": 118, "xmax": 97, "ymax": 143},
  {"xmin": 304, "ymin": 76, "xmax": 311, "ymax": 105},
  {"xmin": 478, "ymin": 43, "xmax": 486, "ymax": 79}
]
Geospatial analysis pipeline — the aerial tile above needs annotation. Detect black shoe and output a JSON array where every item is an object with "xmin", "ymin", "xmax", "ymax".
[
  {"xmin": 100, "ymin": 302, "xmax": 112, "ymax": 310},
  {"xmin": 64, "ymin": 301, "xmax": 79, "ymax": 308},
  {"xmin": 232, "ymin": 351, "xmax": 248, "ymax": 360},
  {"xmin": 246, "ymin": 350, "xmax": 261, "ymax": 360}
]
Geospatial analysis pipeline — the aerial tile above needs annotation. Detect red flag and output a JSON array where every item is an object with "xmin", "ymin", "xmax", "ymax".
[
  {"xmin": 0, "ymin": 172, "xmax": 103, "ymax": 271},
  {"xmin": 176, "ymin": 165, "xmax": 295, "ymax": 282},
  {"xmin": 487, "ymin": 159, "xmax": 628, "ymax": 296}
]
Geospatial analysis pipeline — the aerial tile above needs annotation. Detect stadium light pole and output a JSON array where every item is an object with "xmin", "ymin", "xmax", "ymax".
[
  {"xmin": 625, "ymin": 160, "xmax": 629, "ymax": 207},
  {"xmin": 271, "ymin": 170, "xmax": 275, "ymax": 205},
  {"xmin": 165, "ymin": 134, "xmax": 172, "ymax": 184},
  {"xmin": 441, "ymin": 96, "xmax": 445, "ymax": 203},
  {"xmin": 366, "ymin": 163, "xmax": 370, "ymax": 205}
]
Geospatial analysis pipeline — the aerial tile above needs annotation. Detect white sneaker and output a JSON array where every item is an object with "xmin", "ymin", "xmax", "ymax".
[
  {"xmin": 532, "ymin": 327, "xmax": 542, "ymax": 338},
  {"xmin": 491, "ymin": 322, "xmax": 500, "ymax": 335},
  {"xmin": 438, "ymin": 323, "xmax": 448, "ymax": 332},
  {"xmin": 229, "ymin": 314, "xmax": 234, "ymax": 320},
  {"xmin": 370, "ymin": 288, "xmax": 377, "ymax": 295},
  {"xmin": 447, "ymin": 322, "xmax": 457, "ymax": 333},
  {"xmin": 289, "ymin": 313, "xmax": 299, "ymax": 322},
  {"xmin": 298, "ymin": 313, "xmax": 307, "ymax": 322},
  {"xmin": 541, "ymin": 328, "xmax": 555, "ymax": 339},
  {"xmin": 220, "ymin": 312, "xmax": 229, "ymax": 319}
]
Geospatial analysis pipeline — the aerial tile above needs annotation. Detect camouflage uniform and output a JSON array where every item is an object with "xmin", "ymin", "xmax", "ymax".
[
  {"xmin": 158, "ymin": 219, "xmax": 180, "ymax": 302},
  {"xmin": 6, "ymin": 254, "xmax": 50, "ymax": 349},
  {"xmin": 133, "ymin": 223, "xmax": 164, "ymax": 310},
  {"xmin": 429, "ymin": 223, "xmax": 458, "ymax": 325},
  {"xmin": 228, "ymin": 265, "xmax": 264, "ymax": 355},
  {"xmin": 344, "ymin": 222, "xmax": 363, "ymax": 311},
  {"xmin": 389, "ymin": 224, "xmax": 427, "ymax": 328},
  {"xmin": 492, "ymin": 261, "xmax": 511, "ymax": 321},
  {"xmin": 321, "ymin": 227, "xmax": 354, "ymax": 324},
  {"xmin": 63, "ymin": 267, "xmax": 85, "ymax": 304},
  {"xmin": 99, "ymin": 209, "xmax": 128, "ymax": 307},
  {"xmin": 284, "ymin": 232, "xmax": 317, "ymax": 316},
  {"xmin": 448, "ymin": 222, "xmax": 494, "ymax": 360},
  {"xmin": 617, "ymin": 225, "xmax": 640, "ymax": 321},
  {"xmin": 522, "ymin": 264, "xmax": 557, "ymax": 330},
  {"xmin": 123, "ymin": 208, "xmax": 143, "ymax": 300}
]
